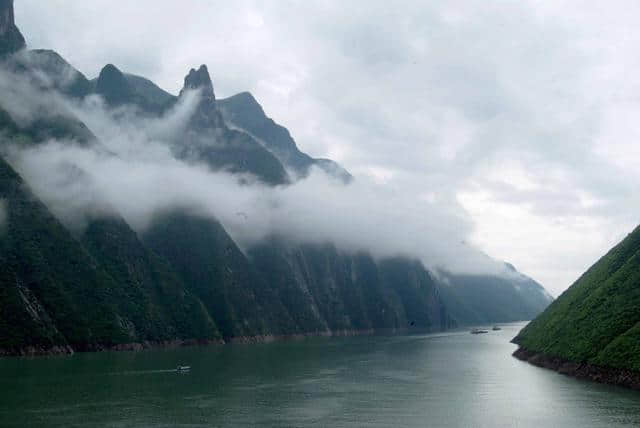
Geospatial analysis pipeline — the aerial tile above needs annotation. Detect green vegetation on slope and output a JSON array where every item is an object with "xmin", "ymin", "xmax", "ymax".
[
  {"xmin": 514, "ymin": 225, "xmax": 640, "ymax": 371},
  {"xmin": 248, "ymin": 239, "xmax": 455, "ymax": 333},
  {"xmin": 81, "ymin": 216, "xmax": 220, "ymax": 342},
  {"xmin": 142, "ymin": 212, "xmax": 298, "ymax": 339},
  {"xmin": 0, "ymin": 155, "xmax": 224, "ymax": 353},
  {"xmin": 0, "ymin": 157, "xmax": 129, "ymax": 351}
]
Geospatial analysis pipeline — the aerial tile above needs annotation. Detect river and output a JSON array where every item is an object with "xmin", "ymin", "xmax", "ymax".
[{"xmin": 1, "ymin": 322, "xmax": 639, "ymax": 427}]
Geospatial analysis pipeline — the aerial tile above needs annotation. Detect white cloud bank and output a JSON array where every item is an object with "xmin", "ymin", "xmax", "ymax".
[
  {"xmin": 0, "ymin": 67, "xmax": 507, "ymax": 277},
  {"xmin": 13, "ymin": 0, "xmax": 640, "ymax": 293}
]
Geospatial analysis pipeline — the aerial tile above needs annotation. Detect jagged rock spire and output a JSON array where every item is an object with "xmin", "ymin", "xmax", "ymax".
[
  {"xmin": 180, "ymin": 64, "xmax": 215, "ymax": 100},
  {"xmin": 0, "ymin": 0, "xmax": 26, "ymax": 56}
]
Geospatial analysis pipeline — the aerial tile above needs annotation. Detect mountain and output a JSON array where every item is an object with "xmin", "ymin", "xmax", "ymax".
[
  {"xmin": 173, "ymin": 65, "xmax": 291, "ymax": 185},
  {"xmin": 248, "ymin": 239, "xmax": 454, "ymax": 333},
  {"xmin": 438, "ymin": 265, "xmax": 553, "ymax": 325},
  {"xmin": 8, "ymin": 49, "xmax": 92, "ymax": 98},
  {"xmin": 0, "ymin": 0, "xmax": 24, "ymax": 56},
  {"xmin": 92, "ymin": 63, "xmax": 174, "ymax": 113},
  {"xmin": 94, "ymin": 64, "xmax": 137, "ymax": 107},
  {"xmin": 0, "ymin": 1, "xmax": 553, "ymax": 355},
  {"xmin": 142, "ymin": 212, "xmax": 299, "ymax": 340},
  {"xmin": 124, "ymin": 73, "xmax": 175, "ymax": 109},
  {"xmin": 0, "ymin": 155, "xmax": 219, "ymax": 355},
  {"xmin": 90, "ymin": 62, "xmax": 291, "ymax": 185},
  {"xmin": 80, "ymin": 215, "xmax": 221, "ymax": 344},
  {"xmin": 218, "ymin": 92, "xmax": 352, "ymax": 182},
  {"xmin": 513, "ymin": 225, "xmax": 640, "ymax": 389}
]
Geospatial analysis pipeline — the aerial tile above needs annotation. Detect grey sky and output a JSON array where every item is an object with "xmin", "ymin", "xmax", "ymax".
[{"xmin": 14, "ymin": 0, "xmax": 640, "ymax": 296}]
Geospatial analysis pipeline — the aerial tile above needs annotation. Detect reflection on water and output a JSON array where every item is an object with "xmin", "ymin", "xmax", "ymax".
[{"xmin": 1, "ymin": 323, "xmax": 639, "ymax": 427}]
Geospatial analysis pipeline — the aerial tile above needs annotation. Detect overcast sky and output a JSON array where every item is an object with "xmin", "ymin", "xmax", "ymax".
[{"xmin": 14, "ymin": 0, "xmax": 640, "ymax": 296}]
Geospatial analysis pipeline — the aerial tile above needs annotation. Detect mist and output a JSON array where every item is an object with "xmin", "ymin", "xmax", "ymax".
[{"xmin": 0, "ymin": 67, "xmax": 511, "ymax": 277}]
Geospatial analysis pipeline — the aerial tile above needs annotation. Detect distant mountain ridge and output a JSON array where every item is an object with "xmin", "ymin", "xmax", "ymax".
[
  {"xmin": 439, "ymin": 266, "xmax": 552, "ymax": 325},
  {"xmin": 0, "ymin": 0, "xmax": 552, "ymax": 355}
]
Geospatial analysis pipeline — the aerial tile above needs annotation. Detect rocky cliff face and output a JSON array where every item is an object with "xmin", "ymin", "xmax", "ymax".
[
  {"xmin": 0, "ymin": 0, "xmax": 25, "ymax": 56},
  {"xmin": 248, "ymin": 239, "xmax": 455, "ymax": 334},
  {"xmin": 180, "ymin": 65, "xmax": 215, "ymax": 101},
  {"xmin": 172, "ymin": 65, "xmax": 290, "ymax": 185}
]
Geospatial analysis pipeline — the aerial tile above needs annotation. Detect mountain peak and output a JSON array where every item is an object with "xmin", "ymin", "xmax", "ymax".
[
  {"xmin": 0, "ymin": 0, "xmax": 26, "ymax": 56},
  {"xmin": 95, "ymin": 63, "xmax": 134, "ymax": 106},
  {"xmin": 180, "ymin": 64, "xmax": 215, "ymax": 100},
  {"xmin": 99, "ymin": 63, "xmax": 122, "ymax": 76}
]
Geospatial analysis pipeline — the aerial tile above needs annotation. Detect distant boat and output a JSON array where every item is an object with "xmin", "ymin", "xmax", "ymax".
[
  {"xmin": 492, "ymin": 326, "xmax": 502, "ymax": 331},
  {"xmin": 470, "ymin": 328, "xmax": 489, "ymax": 334},
  {"xmin": 176, "ymin": 365, "xmax": 191, "ymax": 372}
]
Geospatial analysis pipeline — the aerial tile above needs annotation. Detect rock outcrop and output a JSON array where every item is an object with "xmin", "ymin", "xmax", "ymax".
[
  {"xmin": 180, "ymin": 64, "xmax": 215, "ymax": 101},
  {"xmin": 0, "ymin": 0, "xmax": 25, "ymax": 56}
]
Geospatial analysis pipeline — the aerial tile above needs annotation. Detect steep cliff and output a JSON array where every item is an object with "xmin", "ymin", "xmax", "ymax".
[
  {"xmin": 249, "ymin": 239, "xmax": 454, "ymax": 334},
  {"xmin": 0, "ymin": 155, "xmax": 221, "ymax": 355},
  {"xmin": 513, "ymin": 224, "xmax": 640, "ymax": 387},
  {"xmin": 0, "ymin": 0, "xmax": 24, "ymax": 57}
]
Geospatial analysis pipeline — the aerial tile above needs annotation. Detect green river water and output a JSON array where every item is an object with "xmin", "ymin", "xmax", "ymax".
[{"xmin": 1, "ymin": 322, "xmax": 639, "ymax": 427}]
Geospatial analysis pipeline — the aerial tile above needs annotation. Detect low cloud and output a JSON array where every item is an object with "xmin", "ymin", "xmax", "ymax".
[
  {"xmin": 1, "ymin": 69, "xmax": 509, "ymax": 277},
  {"xmin": 0, "ymin": 65, "xmax": 73, "ymax": 128},
  {"xmin": 19, "ymin": 0, "xmax": 623, "ymax": 294}
]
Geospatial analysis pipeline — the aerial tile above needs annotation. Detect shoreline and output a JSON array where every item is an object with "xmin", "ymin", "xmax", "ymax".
[
  {"xmin": 0, "ymin": 327, "xmax": 414, "ymax": 358},
  {"xmin": 512, "ymin": 347, "xmax": 640, "ymax": 390}
]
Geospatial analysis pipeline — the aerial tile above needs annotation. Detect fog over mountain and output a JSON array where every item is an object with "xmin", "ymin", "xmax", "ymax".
[
  {"xmin": 1, "ymin": 66, "xmax": 503, "ymax": 277},
  {"xmin": 14, "ymin": 1, "xmax": 640, "ymax": 296},
  {"xmin": 0, "ymin": 0, "xmax": 557, "ymax": 355},
  {"xmin": 1, "ymin": 1, "xmax": 640, "ymax": 417}
]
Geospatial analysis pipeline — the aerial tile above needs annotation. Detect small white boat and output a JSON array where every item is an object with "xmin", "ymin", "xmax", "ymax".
[
  {"xmin": 470, "ymin": 328, "xmax": 489, "ymax": 334},
  {"xmin": 176, "ymin": 365, "xmax": 191, "ymax": 372}
]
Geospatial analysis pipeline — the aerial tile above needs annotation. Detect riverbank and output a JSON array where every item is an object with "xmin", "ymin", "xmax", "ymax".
[
  {"xmin": 512, "ymin": 347, "xmax": 640, "ymax": 390},
  {"xmin": 0, "ymin": 327, "xmax": 414, "ymax": 357},
  {"xmin": 0, "ymin": 339, "xmax": 223, "ymax": 357}
]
